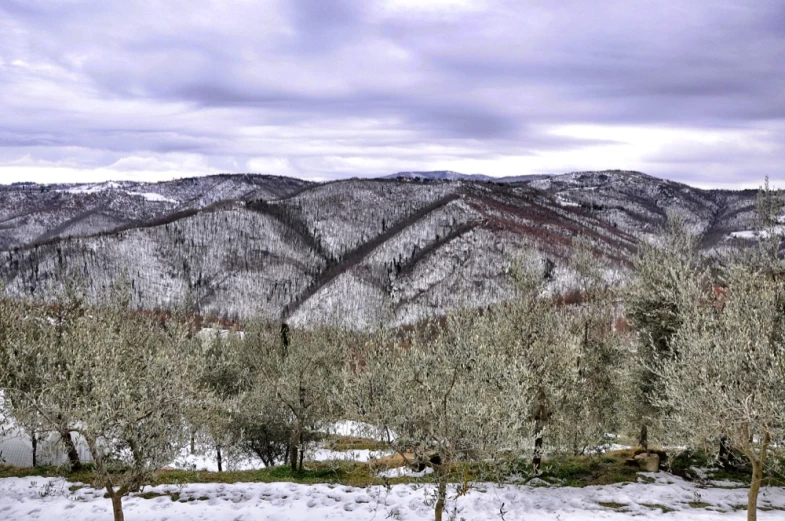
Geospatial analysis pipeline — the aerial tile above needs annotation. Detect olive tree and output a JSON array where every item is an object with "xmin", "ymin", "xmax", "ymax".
[
  {"xmin": 625, "ymin": 215, "xmax": 705, "ymax": 449},
  {"xmin": 1, "ymin": 293, "xmax": 70, "ymax": 468},
  {"xmin": 0, "ymin": 284, "xmax": 203, "ymax": 521},
  {"xmin": 244, "ymin": 319, "xmax": 347, "ymax": 472},
  {"xmin": 560, "ymin": 239, "xmax": 627, "ymax": 454},
  {"xmin": 0, "ymin": 284, "xmax": 88, "ymax": 470},
  {"xmin": 490, "ymin": 253, "xmax": 587, "ymax": 471},
  {"xmin": 345, "ymin": 309, "xmax": 533, "ymax": 521},
  {"xmin": 190, "ymin": 330, "xmax": 245, "ymax": 472},
  {"xmin": 191, "ymin": 328, "xmax": 292, "ymax": 470},
  {"xmin": 0, "ymin": 294, "xmax": 24, "ymax": 461},
  {"xmin": 656, "ymin": 260, "xmax": 785, "ymax": 521}
]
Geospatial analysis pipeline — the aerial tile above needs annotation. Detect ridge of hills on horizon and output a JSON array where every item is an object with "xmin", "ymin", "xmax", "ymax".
[
  {"xmin": 0, "ymin": 168, "xmax": 702, "ymax": 188},
  {"xmin": 0, "ymin": 170, "xmax": 767, "ymax": 326}
]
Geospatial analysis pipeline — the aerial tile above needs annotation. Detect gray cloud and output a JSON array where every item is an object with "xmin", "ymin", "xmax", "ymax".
[{"xmin": 0, "ymin": 0, "xmax": 783, "ymax": 186}]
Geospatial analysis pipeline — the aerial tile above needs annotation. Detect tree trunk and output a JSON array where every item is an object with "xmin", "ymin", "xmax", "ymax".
[
  {"xmin": 109, "ymin": 492, "xmax": 125, "ymax": 521},
  {"xmin": 748, "ymin": 459, "xmax": 762, "ymax": 521},
  {"xmin": 434, "ymin": 479, "xmax": 447, "ymax": 521},
  {"xmin": 533, "ymin": 435, "xmax": 543, "ymax": 473},
  {"xmin": 61, "ymin": 431, "xmax": 81, "ymax": 471},
  {"xmin": 533, "ymin": 416, "xmax": 544, "ymax": 473},
  {"xmin": 289, "ymin": 426, "xmax": 300, "ymax": 473},
  {"xmin": 31, "ymin": 429, "xmax": 38, "ymax": 467},
  {"xmin": 532, "ymin": 389, "xmax": 547, "ymax": 473},
  {"xmin": 190, "ymin": 432, "xmax": 195, "ymax": 454},
  {"xmin": 639, "ymin": 424, "xmax": 648, "ymax": 452},
  {"xmin": 216, "ymin": 446, "xmax": 223, "ymax": 473},
  {"xmin": 298, "ymin": 430, "xmax": 305, "ymax": 471},
  {"xmin": 719, "ymin": 435, "xmax": 734, "ymax": 469},
  {"xmin": 747, "ymin": 434, "xmax": 771, "ymax": 521}
]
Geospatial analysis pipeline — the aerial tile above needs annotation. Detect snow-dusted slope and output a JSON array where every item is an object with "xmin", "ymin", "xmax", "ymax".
[
  {"xmin": 0, "ymin": 172, "xmax": 765, "ymax": 325},
  {"xmin": 0, "ymin": 174, "xmax": 311, "ymax": 250},
  {"xmin": 520, "ymin": 170, "xmax": 762, "ymax": 247}
]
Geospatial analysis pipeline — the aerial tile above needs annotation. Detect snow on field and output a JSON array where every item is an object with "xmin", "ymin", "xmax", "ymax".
[
  {"xmin": 377, "ymin": 465, "xmax": 433, "ymax": 478},
  {"xmin": 310, "ymin": 448, "xmax": 391, "ymax": 463},
  {"xmin": 728, "ymin": 227, "xmax": 785, "ymax": 240},
  {"xmin": 126, "ymin": 192, "xmax": 177, "ymax": 203},
  {"xmin": 58, "ymin": 183, "xmax": 177, "ymax": 203},
  {"xmin": 1, "ymin": 472, "xmax": 784, "ymax": 521},
  {"xmin": 171, "ymin": 446, "xmax": 391, "ymax": 473},
  {"xmin": 62, "ymin": 182, "xmax": 126, "ymax": 194},
  {"xmin": 327, "ymin": 421, "xmax": 392, "ymax": 441}
]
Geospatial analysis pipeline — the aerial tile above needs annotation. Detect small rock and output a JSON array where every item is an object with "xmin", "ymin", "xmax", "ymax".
[{"xmin": 634, "ymin": 452, "xmax": 660, "ymax": 472}]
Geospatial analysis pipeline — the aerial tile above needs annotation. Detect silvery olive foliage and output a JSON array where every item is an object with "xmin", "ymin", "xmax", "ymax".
[
  {"xmin": 243, "ymin": 318, "xmax": 348, "ymax": 472},
  {"xmin": 344, "ymin": 308, "xmax": 533, "ymax": 521},
  {"xmin": 649, "ymin": 183, "xmax": 785, "ymax": 521},
  {"xmin": 0, "ymin": 281, "xmax": 203, "ymax": 521},
  {"xmin": 655, "ymin": 257, "xmax": 785, "ymax": 521},
  {"xmin": 625, "ymin": 215, "xmax": 706, "ymax": 448},
  {"xmin": 188, "ymin": 330, "xmax": 247, "ymax": 472},
  {"xmin": 492, "ymin": 251, "xmax": 614, "ymax": 465},
  {"xmin": 560, "ymin": 238, "xmax": 627, "ymax": 455},
  {"xmin": 0, "ymin": 281, "xmax": 89, "ymax": 470},
  {"xmin": 0, "ymin": 291, "xmax": 21, "ymax": 442},
  {"xmin": 191, "ymin": 328, "xmax": 293, "ymax": 470}
]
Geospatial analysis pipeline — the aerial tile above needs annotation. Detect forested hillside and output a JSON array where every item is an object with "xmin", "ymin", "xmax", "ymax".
[{"xmin": 0, "ymin": 171, "xmax": 765, "ymax": 325}]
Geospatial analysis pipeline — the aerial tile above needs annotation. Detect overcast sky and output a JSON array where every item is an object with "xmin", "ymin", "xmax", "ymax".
[{"xmin": 1, "ymin": 0, "xmax": 783, "ymax": 189}]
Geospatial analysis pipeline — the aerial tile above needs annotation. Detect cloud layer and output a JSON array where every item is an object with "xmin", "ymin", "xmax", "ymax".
[{"xmin": 0, "ymin": 0, "xmax": 783, "ymax": 187}]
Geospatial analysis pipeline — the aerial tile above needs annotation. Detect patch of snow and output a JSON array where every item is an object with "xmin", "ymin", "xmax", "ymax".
[
  {"xmin": 126, "ymin": 192, "xmax": 177, "ymax": 203},
  {"xmin": 308, "ymin": 448, "xmax": 391, "ymax": 463},
  {"xmin": 195, "ymin": 327, "xmax": 244, "ymax": 343},
  {"xmin": 169, "ymin": 448, "xmax": 263, "ymax": 473},
  {"xmin": 710, "ymin": 480, "xmax": 747, "ymax": 488},
  {"xmin": 555, "ymin": 195, "xmax": 580, "ymax": 207},
  {"xmin": 587, "ymin": 443, "xmax": 633, "ymax": 455},
  {"xmin": 62, "ymin": 181, "xmax": 125, "ymax": 194},
  {"xmin": 323, "ymin": 420, "xmax": 393, "ymax": 441},
  {"xmin": 729, "ymin": 230, "xmax": 759, "ymax": 239},
  {"xmin": 169, "ymin": 443, "xmax": 390, "ymax": 473},
  {"xmin": 56, "ymin": 183, "xmax": 176, "ymax": 203},
  {"xmin": 377, "ymin": 465, "xmax": 433, "ymax": 478},
  {"xmin": 3, "ymin": 473, "xmax": 785, "ymax": 521},
  {"xmin": 728, "ymin": 227, "xmax": 785, "ymax": 240}
]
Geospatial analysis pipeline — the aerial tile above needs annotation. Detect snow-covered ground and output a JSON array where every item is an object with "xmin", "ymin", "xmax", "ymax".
[
  {"xmin": 171, "ymin": 446, "xmax": 392, "ymax": 473},
  {"xmin": 1, "ymin": 472, "xmax": 783, "ymax": 521},
  {"xmin": 126, "ymin": 191, "xmax": 177, "ymax": 203}
]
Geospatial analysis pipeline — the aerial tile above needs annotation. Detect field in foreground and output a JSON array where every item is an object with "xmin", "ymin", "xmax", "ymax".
[{"xmin": 1, "ymin": 471, "xmax": 785, "ymax": 521}]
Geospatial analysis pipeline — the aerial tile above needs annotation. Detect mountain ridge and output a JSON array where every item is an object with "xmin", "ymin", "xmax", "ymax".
[{"xmin": 0, "ymin": 170, "xmax": 765, "ymax": 326}]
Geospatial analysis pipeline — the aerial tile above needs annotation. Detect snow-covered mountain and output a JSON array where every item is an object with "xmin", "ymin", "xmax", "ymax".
[
  {"xmin": 0, "ymin": 171, "xmax": 763, "ymax": 325},
  {"xmin": 0, "ymin": 174, "xmax": 311, "ymax": 251}
]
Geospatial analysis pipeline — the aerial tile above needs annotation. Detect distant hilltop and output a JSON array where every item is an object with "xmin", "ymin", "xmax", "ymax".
[{"xmin": 383, "ymin": 170, "xmax": 551, "ymax": 183}]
